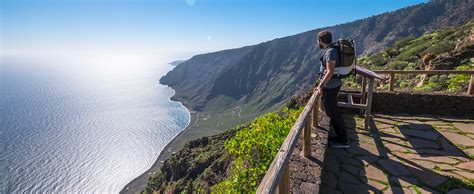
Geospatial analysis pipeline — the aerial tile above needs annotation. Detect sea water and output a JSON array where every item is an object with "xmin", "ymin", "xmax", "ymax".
[{"xmin": 0, "ymin": 54, "xmax": 190, "ymax": 193}]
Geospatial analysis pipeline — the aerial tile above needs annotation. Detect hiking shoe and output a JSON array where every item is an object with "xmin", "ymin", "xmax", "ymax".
[{"xmin": 329, "ymin": 141, "xmax": 349, "ymax": 148}]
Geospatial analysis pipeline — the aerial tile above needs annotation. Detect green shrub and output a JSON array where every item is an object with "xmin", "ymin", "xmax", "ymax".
[{"xmin": 212, "ymin": 106, "xmax": 303, "ymax": 193}]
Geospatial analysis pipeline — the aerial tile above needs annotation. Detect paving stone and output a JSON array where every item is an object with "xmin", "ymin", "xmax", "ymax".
[
  {"xmin": 383, "ymin": 186, "xmax": 414, "ymax": 194},
  {"xmin": 440, "ymin": 138, "xmax": 466, "ymax": 157},
  {"xmin": 356, "ymin": 155, "xmax": 380, "ymax": 166},
  {"xmin": 374, "ymin": 117, "xmax": 399, "ymax": 125},
  {"xmin": 339, "ymin": 171, "xmax": 361, "ymax": 184},
  {"xmin": 383, "ymin": 142, "xmax": 414, "ymax": 153},
  {"xmin": 389, "ymin": 176, "xmax": 419, "ymax": 187},
  {"xmin": 440, "ymin": 131, "xmax": 474, "ymax": 147},
  {"xmin": 411, "ymin": 160, "xmax": 436, "ymax": 169},
  {"xmin": 417, "ymin": 187, "xmax": 440, "ymax": 194},
  {"xmin": 324, "ymin": 155, "xmax": 340, "ymax": 175},
  {"xmin": 408, "ymin": 138, "xmax": 440, "ymax": 149},
  {"xmin": 453, "ymin": 170, "xmax": 474, "ymax": 179},
  {"xmin": 420, "ymin": 156, "xmax": 459, "ymax": 164},
  {"xmin": 362, "ymin": 165, "xmax": 388, "ymax": 183},
  {"xmin": 464, "ymin": 148, "xmax": 474, "ymax": 156},
  {"xmin": 453, "ymin": 122, "xmax": 474, "ymax": 134},
  {"xmin": 341, "ymin": 164, "xmax": 361, "ymax": 176},
  {"xmin": 381, "ymin": 135, "xmax": 406, "ymax": 144},
  {"xmin": 339, "ymin": 183, "xmax": 374, "ymax": 194},
  {"xmin": 447, "ymin": 188, "xmax": 473, "ymax": 194},
  {"xmin": 408, "ymin": 167, "xmax": 447, "ymax": 187},
  {"xmin": 368, "ymin": 179, "xmax": 387, "ymax": 191},
  {"xmin": 406, "ymin": 124, "xmax": 436, "ymax": 130},
  {"xmin": 436, "ymin": 164, "xmax": 458, "ymax": 171},
  {"xmin": 340, "ymin": 156, "xmax": 363, "ymax": 167},
  {"xmin": 378, "ymin": 159, "xmax": 411, "ymax": 176},
  {"xmin": 398, "ymin": 127, "xmax": 439, "ymax": 140},
  {"xmin": 375, "ymin": 122, "xmax": 394, "ymax": 130},
  {"xmin": 455, "ymin": 161, "xmax": 474, "ymax": 171},
  {"xmin": 416, "ymin": 149, "xmax": 450, "ymax": 156},
  {"xmin": 349, "ymin": 141, "xmax": 380, "ymax": 156},
  {"xmin": 318, "ymin": 186, "xmax": 342, "ymax": 194},
  {"xmin": 321, "ymin": 171, "xmax": 337, "ymax": 188}
]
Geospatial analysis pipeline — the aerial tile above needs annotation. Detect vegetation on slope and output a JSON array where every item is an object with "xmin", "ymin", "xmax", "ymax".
[
  {"xmin": 143, "ymin": 94, "xmax": 309, "ymax": 193},
  {"xmin": 344, "ymin": 21, "xmax": 474, "ymax": 92}
]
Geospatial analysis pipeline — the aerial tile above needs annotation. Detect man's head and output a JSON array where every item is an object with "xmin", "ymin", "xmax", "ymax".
[{"xmin": 317, "ymin": 30, "xmax": 332, "ymax": 49}]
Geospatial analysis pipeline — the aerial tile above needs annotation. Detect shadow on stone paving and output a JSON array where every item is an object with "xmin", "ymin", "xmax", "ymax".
[{"xmin": 319, "ymin": 114, "xmax": 473, "ymax": 194}]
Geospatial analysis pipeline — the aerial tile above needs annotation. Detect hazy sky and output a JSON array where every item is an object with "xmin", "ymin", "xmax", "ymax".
[{"xmin": 1, "ymin": 0, "xmax": 427, "ymax": 62}]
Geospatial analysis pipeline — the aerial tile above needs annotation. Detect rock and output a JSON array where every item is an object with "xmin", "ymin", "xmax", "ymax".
[
  {"xmin": 378, "ymin": 159, "xmax": 411, "ymax": 176},
  {"xmin": 299, "ymin": 182, "xmax": 319, "ymax": 194}
]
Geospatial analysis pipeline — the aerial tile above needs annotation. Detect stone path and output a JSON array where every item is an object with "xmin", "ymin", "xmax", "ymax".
[{"xmin": 319, "ymin": 114, "xmax": 474, "ymax": 194}]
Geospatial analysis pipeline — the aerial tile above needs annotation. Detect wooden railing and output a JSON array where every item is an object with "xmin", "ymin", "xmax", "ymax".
[
  {"xmin": 256, "ymin": 91, "xmax": 320, "ymax": 194},
  {"xmin": 372, "ymin": 70, "xmax": 474, "ymax": 95}
]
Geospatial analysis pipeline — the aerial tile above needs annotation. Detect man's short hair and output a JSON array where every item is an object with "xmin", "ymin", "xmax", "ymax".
[{"xmin": 317, "ymin": 30, "xmax": 332, "ymax": 44}]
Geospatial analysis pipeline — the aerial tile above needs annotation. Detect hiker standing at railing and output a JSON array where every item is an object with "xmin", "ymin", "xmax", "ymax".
[{"xmin": 314, "ymin": 30, "xmax": 349, "ymax": 148}]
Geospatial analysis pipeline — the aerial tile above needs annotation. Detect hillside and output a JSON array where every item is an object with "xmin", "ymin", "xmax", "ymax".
[
  {"xmin": 351, "ymin": 21, "xmax": 474, "ymax": 92},
  {"xmin": 160, "ymin": 0, "xmax": 474, "ymax": 122},
  {"xmin": 144, "ymin": 22, "xmax": 474, "ymax": 193}
]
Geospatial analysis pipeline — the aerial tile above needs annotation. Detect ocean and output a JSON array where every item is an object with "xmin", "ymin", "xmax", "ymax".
[{"xmin": 0, "ymin": 55, "xmax": 190, "ymax": 193}]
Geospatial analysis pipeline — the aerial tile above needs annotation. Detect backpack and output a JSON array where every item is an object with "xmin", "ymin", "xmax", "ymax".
[{"xmin": 322, "ymin": 39, "xmax": 356, "ymax": 79}]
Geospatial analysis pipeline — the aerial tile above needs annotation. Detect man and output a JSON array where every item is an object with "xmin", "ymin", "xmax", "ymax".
[{"xmin": 314, "ymin": 30, "xmax": 349, "ymax": 148}]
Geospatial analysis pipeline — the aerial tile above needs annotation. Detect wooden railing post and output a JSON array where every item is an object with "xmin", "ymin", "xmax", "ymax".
[
  {"xmin": 276, "ymin": 166, "xmax": 290, "ymax": 194},
  {"xmin": 364, "ymin": 78, "xmax": 375, "ymax": 130},
  {"xmin": 302, "ymin": 119, "xmax": 312, "ymax": 158},
  {"xmin": 312, "ymin": 98, "xmax": 319, "ymax": 128},
  {"xmin": 468, "ymin": 74, "xmax": 473, "ymax": 95},
  {"xmin": 389, "ymin": 73, "xmax": 395, "ymax": 91}
]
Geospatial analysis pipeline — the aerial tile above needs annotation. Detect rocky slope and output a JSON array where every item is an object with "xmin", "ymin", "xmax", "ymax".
[{"xmin": 160, "ymin": 0, "xmax": 474, "ymax": 115}]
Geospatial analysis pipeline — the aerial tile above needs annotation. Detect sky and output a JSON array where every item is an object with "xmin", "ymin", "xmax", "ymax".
[{"xmin": 1, "ymin": 0, "xmax": 428, "ymax": 63}]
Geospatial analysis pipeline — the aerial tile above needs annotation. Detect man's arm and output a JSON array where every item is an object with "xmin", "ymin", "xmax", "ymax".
[{"xmin": 315, "ymin": 60, "xmax": 336, "ymax": 93}]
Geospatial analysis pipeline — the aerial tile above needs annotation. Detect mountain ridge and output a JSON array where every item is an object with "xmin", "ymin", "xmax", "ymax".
[{"xmin": 161, "ymin": 0, "xmax": 474, "ymax": 118}]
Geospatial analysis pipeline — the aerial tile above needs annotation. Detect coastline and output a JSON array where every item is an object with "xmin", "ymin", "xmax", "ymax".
[
  {"xmin": 120, "ymin": 106, "xmax": 222, "ymax": 194},
  {"xmin": 119, "ymin": 108, "xmax": 196, "ymax": 194}
]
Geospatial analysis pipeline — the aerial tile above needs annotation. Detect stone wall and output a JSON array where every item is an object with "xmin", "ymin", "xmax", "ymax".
[{"xmin": 371, "ymin": 92, "xmax": 473, "ymax": 118}]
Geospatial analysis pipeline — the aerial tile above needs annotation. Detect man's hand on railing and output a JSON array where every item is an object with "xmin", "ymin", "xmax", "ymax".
[{"xmin": 314, "ymin": 85, "xmax": 323, "ymax": 95}]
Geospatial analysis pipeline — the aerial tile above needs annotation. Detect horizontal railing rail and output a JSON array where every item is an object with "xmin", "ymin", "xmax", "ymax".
[
  {"xmin": 256, "ymin": 90, "xmax": 321, "ymax": 194},
  {"xmin": 372, "ymin": 70, "xmax": 474, "ymax": 95}
]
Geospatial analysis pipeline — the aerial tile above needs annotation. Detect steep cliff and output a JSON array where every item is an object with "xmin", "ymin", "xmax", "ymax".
[{"xmin": 161, "ymin": 0, "xmax": 474, "ymax": 115}]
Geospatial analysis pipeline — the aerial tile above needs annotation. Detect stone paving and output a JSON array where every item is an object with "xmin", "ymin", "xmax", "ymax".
[{"xmin": 319, "ymin": 114, "xmax": 474, "ymax": 194}]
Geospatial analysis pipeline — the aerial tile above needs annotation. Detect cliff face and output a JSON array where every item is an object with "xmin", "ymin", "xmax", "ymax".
[{"xmin": 160, "ymin": 0, "xmax": 474, "ymax": 114}]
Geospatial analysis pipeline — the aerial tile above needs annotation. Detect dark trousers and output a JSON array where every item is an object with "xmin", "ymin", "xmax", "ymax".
[{"xmin": 322, "ymin": 86, "xmax": 348, "ymax": 143}]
